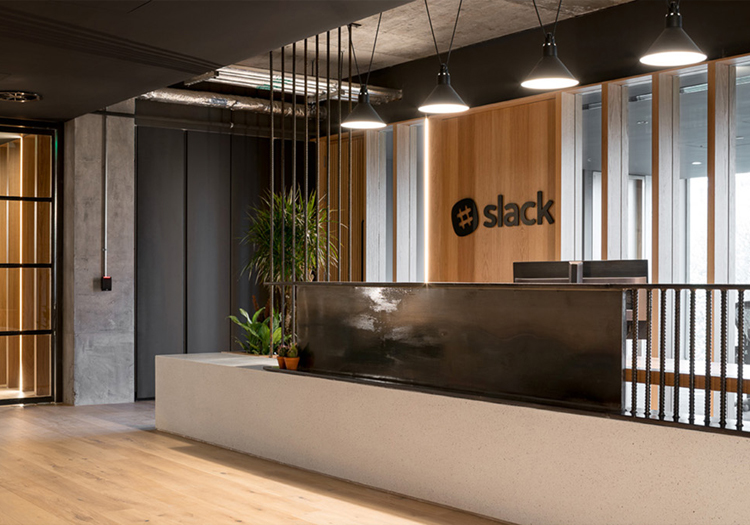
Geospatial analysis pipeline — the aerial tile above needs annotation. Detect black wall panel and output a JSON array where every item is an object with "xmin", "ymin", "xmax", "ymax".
[
  {"xmin": 136, "ymin": 122, "xmax": 308, "ymax": 396},
  {"xmin": 230, "ymin": 135, "xmax": 270, "ymax": 345},
  {"xmin": 186, "ymin": 131, "xmax": 231, "ymax": 354},
  {"xmin": 136, "ymin": 127, "xmax": 186, "ymax": 399}
]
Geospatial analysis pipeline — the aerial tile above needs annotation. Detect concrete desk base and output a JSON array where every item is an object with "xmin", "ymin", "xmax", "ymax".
[{"xmin": 156, "ymin": 353, "xmax": 750, "ymax": 525}]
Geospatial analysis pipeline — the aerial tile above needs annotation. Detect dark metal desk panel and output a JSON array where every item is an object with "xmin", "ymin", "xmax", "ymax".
[{"xmin": 297, "ymin": 284, "xmax": 625, "ymax": 412}]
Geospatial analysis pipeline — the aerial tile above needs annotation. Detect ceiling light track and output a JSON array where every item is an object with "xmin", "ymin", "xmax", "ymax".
[{"xmin": 185, "ymin": 65, "xmax": 402, "ymax": 105}]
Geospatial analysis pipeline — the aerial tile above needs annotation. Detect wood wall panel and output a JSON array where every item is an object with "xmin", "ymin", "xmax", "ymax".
[
  {"xmin": 427, "ymin": 98, "xmax": 559, "ymax": 283},
  {"xmin": 318, "ymin": 133, "xmax": 365, "ymax": 281}
]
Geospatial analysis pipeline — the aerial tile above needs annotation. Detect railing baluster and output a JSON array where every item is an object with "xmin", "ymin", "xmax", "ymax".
[
  {"xmin": 705, "ymin": 290, "xmax": 713, "ymax": 427},
  {"xmin": 631, "ymin": 289, "xmax": 639, "ymax": 417},
  {"xmin": 645, "ymin": 289, "xmax": 653, "ymax": 419},
  {"xmin": 673, "ymin": 289, "xmax": 681, "ymax": 422},
  {"xmin": 720, "ymin": 290, "xmax": 728, "ymax": 429},
  {"xmin": 738, "ymin": 289, "xmax": 745, "ymax": 431},
  {"xmin": 659, "ymin": 288, "xmax": 667, "ymax": 421},
  {"xmin": 689, "ymin": 289, "xmax": 696, "ymax": 425}
]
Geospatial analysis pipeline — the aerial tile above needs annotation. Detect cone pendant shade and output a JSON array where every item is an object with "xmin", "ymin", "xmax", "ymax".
[
  {"xmin": 640, "ymin": 2, "xmax": 706, "ymax": 67},
  {"xmin": 521, "ymin": 33, "xmax": 578, "ymax": 90},
  {"xmin": 341, "ymin": 88, "xmax": 386, "ymax": 130},
  {"xmin": 419, "ymin": 64, "xmax": 469, "ymax": 114}
]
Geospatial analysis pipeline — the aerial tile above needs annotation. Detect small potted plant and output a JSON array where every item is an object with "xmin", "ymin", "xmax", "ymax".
[
  {"xmin": 284, "ymin": 343, "xmax": 300, "ymax": 371},
  {"xmin": 276, "ymin": 344, "xmax": 287, "ymax": 369}
]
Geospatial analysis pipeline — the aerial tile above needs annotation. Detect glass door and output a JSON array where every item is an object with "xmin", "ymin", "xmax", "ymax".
[{"xmin": 0, "ymin": 131, "xmax": 54, "ymax": 402}]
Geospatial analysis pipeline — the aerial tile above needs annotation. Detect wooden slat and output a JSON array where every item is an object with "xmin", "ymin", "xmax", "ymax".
[
  {"xmin": 35, "ymin": 334, "xmax": 50, "ymax": 397},
  {"xmin": 20, "ymin": 333, "xmax": 34, "ymax": 393},
  {"xmin": 6, "ymin": 334, "xmax": 19, "ymax": 389},
  {"xmin": 625, "ymin": 368, "xmax": 750, "ymax": 394}
]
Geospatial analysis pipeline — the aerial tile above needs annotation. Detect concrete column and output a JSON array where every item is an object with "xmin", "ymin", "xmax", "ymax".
[{"xmin": 63, "ymin": 100, "xmax": 135, "ymax": 405}]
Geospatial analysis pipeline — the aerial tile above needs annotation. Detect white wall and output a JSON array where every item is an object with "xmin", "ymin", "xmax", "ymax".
[{"xmin": 157, "ymin": 354, "xmax": 750, "ymax": 525}]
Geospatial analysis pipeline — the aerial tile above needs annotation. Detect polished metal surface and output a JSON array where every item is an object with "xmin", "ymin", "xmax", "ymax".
[{"xmin": 297, "ymin": 283, "xmax": 625, "ymax": 412}]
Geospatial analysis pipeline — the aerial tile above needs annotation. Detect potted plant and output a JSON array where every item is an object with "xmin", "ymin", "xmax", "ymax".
[
  {"xmin": 284, "ymin": 342, "xmax": 300, "ymax": 371},
  {"xmin": 242, "ymin": 189, "xmax": 339, "ymax": 337},
  {"xmin": 276, "ymin": 343, "xmax": 287, "ymax": 369},
  {"xmin": 227, "ymin": 307, "xmax": 281, "ymax": 355}
]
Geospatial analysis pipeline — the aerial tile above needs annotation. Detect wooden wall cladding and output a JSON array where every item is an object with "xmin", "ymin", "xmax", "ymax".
[
  {"xmin": 427, "ymin": 97, "xmax": 559, "ymax": 282},
  {"xmin": 317, "ymin": 133, "xmax": 366, "ymax": 282}
]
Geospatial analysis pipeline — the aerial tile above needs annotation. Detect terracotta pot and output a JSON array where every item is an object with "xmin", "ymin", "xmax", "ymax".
[
  {"xmin": 284, "ymin": 357, "xmax": 300, "ymax": 370},
  {"xmin": 276, "ymin": 355, "xmax": 286, "ymax": 369}
]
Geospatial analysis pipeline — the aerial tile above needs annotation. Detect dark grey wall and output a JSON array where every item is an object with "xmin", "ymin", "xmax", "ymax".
[
  {"xmin": 367, "ymin": 0, "xmax": 750, "ymax": 123},
  {"xmin": 135, "ymin": 122, "xmax": 311, "ymax": 399}
]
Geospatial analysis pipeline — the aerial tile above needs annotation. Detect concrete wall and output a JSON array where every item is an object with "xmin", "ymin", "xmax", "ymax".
[
  {"xmin": 157, "ymin": 353, "xmax": 750, "ymax": 525},
  {"xmin": 63, "ymin": 100, "xmax": 135, "ymax": 405}
]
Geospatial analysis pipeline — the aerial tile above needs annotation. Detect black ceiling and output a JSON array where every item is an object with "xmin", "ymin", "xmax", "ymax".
[{"xmin": 0, "ymin": 0, "xmax": 409, "ymax": 122}]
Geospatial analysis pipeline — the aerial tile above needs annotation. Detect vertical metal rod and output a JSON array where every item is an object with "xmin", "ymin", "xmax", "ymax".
[
  {"xmin": 280, "ymin": 46, "xmax": 286, "ymax": 344},
  {"xmin": 315, "ymin": 35, "xmax": 320, "ymax": 282},
  {"xmin": 631, "ymin": 289, "xmax": 639, "ymax": 417},
  {"xmin": 326, "ymin": 31, "xmax": 331, "ymax": 281},
  {"xmin": 689, "ymin": 289, "xmax": 696, "ymax": 424},
  {"xmin": 738, "ymin": 289, "xmax": 745, "ymax": 431},
  {"xmin": 348, "ymin": 24, "xmax": 353, "ymax": 282},
  {"xmin": 705, "ymin": 290, "xmax": 713, "ymax": 426},
  {"xmin": 673, "ymin": 289, "xmax": 681, "ymax": 422},
  {"xmin": 292, "ymin": 43, "xmax": 297, "ymax": 343},
  {"xmin": 269, "ymin": 51, "xmax": 275, "ymax": 357},
  {"xmin": 645, "ymin": 289, "xmax": 653, "ymax": 418},
  {"xmin": 304, "ymin": 39, "xmax": 309, "ymax": 283},
  {"xmin": 659, "ymin": 288, "xmax": 667, "ymax": 421},
  {"xmin": 337, "ymin": 27, "xmax": 343, "ymax": 281},
  {"xmin": 720, "ymin": 289, "xmax": 728, "ymax": 428},
  {"xmin": 102, "ymin": 114, "xmax": 108, "ymax": 279}
]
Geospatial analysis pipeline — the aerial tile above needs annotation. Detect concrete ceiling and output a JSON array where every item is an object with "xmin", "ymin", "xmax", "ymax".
[
  {"xmin": 0, "ymin": 0, "xmax": 408, "ymax": 121},
  {"xmin": 239, "ymin": 0, "xmax": 636, "ymax": 74}
]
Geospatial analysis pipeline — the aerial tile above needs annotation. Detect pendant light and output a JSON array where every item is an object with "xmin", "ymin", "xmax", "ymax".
[
  {"xmin": 521, "ymin": 0, "xmax": 578, "ymax": 90},
  {"xmin": 640, "ymin": 1, "xmax": 706, "ymax": 67},
  {"xmin": 342, "ymin": 13, "xmax": 386, "ymax": 130},
  {"xmin": 418, "ymin": 0, "xmax": 469, "ymax": 114}
]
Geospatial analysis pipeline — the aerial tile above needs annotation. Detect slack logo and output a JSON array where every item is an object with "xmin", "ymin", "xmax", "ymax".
[
  {"xmin": 451, "ymin": 198, "xmax": 479, "ymax": 237},
  {"xmin": 451, "ymin": 191, "xmax": 554, "ymax": 237}
]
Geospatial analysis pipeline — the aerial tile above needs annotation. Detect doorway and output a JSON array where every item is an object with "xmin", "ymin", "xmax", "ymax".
[{"xmin": 0, "ymin": 130, "xmax": 56, "ymax": 404}]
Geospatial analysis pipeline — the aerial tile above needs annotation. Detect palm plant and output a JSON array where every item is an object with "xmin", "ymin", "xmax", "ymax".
[
  {"xmin": 241, "ymin": 189, "xmax": 339, "ymax": 341},
  {"xmin": 242, "ymin": 189, "xmax": 338, "ymax": 283}
]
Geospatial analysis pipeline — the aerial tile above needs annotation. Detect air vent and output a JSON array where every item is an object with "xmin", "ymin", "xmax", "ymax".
[{"xmin": 0, "ymin": 91, "xmax": 42, "ymax": 103}]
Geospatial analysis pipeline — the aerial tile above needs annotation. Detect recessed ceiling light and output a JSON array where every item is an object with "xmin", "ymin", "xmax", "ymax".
[
  {"xmin": 692, "ymin": 161, "xmax": 702, "ymax": 165},
  {"xmin": 0, "ymin": 91, "xmax": 41, "ymax": 103}
]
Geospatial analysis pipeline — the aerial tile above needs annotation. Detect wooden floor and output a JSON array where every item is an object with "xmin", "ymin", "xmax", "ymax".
[{"xmin": 0, "ymin": 402, "xmax": 508, "ymax": 525}]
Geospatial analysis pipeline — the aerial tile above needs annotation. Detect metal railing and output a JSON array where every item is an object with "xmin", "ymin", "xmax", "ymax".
[{"xmin": 624, "ymin": 284, "xmax": 750, "ymax": 433}]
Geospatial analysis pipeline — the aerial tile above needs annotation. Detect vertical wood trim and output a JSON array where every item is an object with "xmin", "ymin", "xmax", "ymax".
[
  {"xmin": 602, "ymin": 83, "xmax": 623, "ymax": 260},
  {"xmin": 365, "ymin": 130, "xmax": 386, "ymax": 282},
  {"xmin": 653, "ymin": 73, "xmax": 675, "ymax": 284},
  {"xmin": 557, "ymin": 92, "xmax": 576, "ymax": 260},
  {"xmin": 708, "ymin": 61, "xmax": 732, "ymax": 285},
  {"xmin": 619, "ymin": 86, "xmax": 630, "ymax": 259},
  {"xmin": 395, "ymin": 124, "xmax": 410, "ymax": 281}
]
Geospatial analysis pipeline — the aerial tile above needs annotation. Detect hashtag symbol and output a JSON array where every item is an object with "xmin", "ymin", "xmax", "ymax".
[{"xmin": 456, "ymin": 206, "xmax": 473, "ymax": 229}]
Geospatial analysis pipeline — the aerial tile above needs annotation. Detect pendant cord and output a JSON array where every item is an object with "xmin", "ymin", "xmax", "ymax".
[
  {"xmin": 531, "ymin": 0, "xmax": 564, "ymax": 38},
  {"xmin": 350, "ymin": 13, "xmax": 382, "ymax": 90},
  {"xmin": 424, "ymin": 0, "xmax": 463, "ymax": 67}
]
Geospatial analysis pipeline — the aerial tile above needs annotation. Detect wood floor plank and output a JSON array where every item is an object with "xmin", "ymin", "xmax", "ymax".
[{"xmin": 0, "ymin": 401, "xmax": 509, "ymax": 525}]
